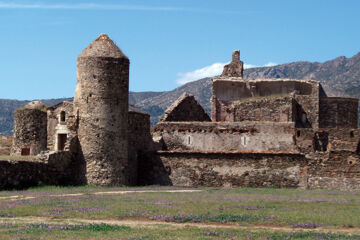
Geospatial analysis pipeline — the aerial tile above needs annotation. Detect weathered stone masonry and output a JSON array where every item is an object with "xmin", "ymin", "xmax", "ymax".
[
  {"xmin": 74, "ymin": 34, "xmax": 129, "ymax": 186},
  {"xmin": 5, "ymin": 41, "xmax": 360, "ymax": 190},
  {"xmin": 147, "ymin": 50, "xmax": 360, "ymax": 190},
  {"xmin": 11, "ymin": 101, "xmax": 47, "ymax": 156}
]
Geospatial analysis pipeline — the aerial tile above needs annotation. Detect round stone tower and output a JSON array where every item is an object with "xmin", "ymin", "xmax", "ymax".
[
  {"xmin": 11, "ymin": 101, "xmax": 47, "ymax": 156},
  {"xmin": 74, "ymin": 34, "xmax": 129, "ymax": 186}
]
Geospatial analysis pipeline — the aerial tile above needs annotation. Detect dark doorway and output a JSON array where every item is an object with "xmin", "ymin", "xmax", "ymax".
[
  {"xmin": 58, "ymin": 134, "xmax": 67, "ymax": 151},
  {"xmin": 21, "ymin": 147, "xmax": 30, "ymax": 156}
]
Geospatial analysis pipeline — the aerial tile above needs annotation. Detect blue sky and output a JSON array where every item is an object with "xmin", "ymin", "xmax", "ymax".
[{"xmin": 1, "ymin": 0, "xmax": 359, "ymax": 100}]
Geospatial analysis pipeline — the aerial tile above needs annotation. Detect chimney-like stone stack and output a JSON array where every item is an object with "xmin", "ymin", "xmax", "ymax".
[{"xmin": 220, "ymin": 50, "xmax": 244, "ymax": 78}]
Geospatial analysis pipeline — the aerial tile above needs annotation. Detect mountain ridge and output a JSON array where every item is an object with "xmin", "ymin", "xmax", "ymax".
[{"xmin": 1, "ymin": 51, "xmax": 360, "ymax": 135}]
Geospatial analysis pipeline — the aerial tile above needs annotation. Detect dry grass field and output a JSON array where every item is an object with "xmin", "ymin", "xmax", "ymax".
[{"xmin": 0, "ymin": 185, "xmax": 359, "ymax": 239}]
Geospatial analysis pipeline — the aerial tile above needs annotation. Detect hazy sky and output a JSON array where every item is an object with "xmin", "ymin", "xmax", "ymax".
[{"xmin": 1, "ymin": 0, "xmax": 359, "ymax": 100}]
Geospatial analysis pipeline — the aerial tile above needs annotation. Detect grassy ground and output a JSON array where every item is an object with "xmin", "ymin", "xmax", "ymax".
[{"xmin": 0, "ymin": 185, "xmax": 360, "ymax": 239}]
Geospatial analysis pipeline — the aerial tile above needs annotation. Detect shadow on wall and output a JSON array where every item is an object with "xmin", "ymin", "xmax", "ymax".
[
  {"xmin": 295, "ymin": 102, "xmax": 312, "ymax": 128},
  {"xmin": 137, "ymin": 151, "xmax": 172, "ymax": 186}
]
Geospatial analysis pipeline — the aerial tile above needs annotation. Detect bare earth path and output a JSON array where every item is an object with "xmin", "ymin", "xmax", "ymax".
[
  {"xmin": 1, "ymin": 216, "xmax": 360, "ymax": 235},
  {"xmin": 0, "ymin": 189, "xmax": 203, "ymax": 201}
]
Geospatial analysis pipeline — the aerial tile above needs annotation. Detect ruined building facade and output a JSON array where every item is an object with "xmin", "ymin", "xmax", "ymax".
[
  {"xmin": 144, "ymin": 51, "xmax": 360, "ymax": 190},
  {"xmin": 3, "ymin": 37, "xmax": 360, "ymax": 190}
]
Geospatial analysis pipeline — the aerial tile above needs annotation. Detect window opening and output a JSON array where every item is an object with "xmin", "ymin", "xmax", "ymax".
[{"xmin": 60, "ymin": 111, "xmax": 66, "ymax": 122}]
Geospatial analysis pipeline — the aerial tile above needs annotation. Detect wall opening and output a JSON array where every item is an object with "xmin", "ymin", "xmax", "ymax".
[
  {"xmin": 57, "ymin": 134, "xmax": 67, "ymax": 151},
  {"xmin": 350, "ymin": 131, "xmax": 355, "ymax": 138},
  {"xmin": 60, "ymin": 111, "xmax": 66, "ymax": 122},
  {"xmin": 314, "ymin": 132, "xmax": 328, "ymax": 152},
  {"xmin": 21, "ymin": 147, "xmax": 30, "ymax": 156}
]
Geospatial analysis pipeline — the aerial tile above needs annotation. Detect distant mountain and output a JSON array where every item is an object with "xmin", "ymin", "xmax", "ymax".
[
  {"xmin": 132, "ymin": 52, "xmax": 360, "ymax": 125},
  {"xmin": 1, "ymin": 51, "xmax": 360, "ymax": 135}
]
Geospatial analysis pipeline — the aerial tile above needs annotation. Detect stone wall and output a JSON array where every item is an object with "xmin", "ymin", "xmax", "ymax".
[
  {"xmin": 319, "ymin": 97, "xmax": 358, "ymax": 128},
  {"xmin": 153, "ymin": 122, "xmax": 298, "ymax": 153},
  {"xmin": 0, "ymin": 151, "xmax": 82, "ymax": 189},
  {"xmin": 11, "ymin": 108, "xmax": 47, "ymax": 156},
  {"xmin": 295, "ymin": 128, "xmax": 360, "ymax": 154},
  {"xmin": 211, "ymin": 78, "xmax": 320, "ymax": 124},
  {"xmin": 138, "ymin": 150, "xmax": 360, "ymax": 190},
  {"xmin": 307, "ymin": 151, "xmax": 360, "ymax": 190},
  {"xmin": 233, "ymin": 95, "xmax": 296, "ymax": 122},
  {"xmin": 128, "ymin": 109, "xmax": 151, "ymax": 185},
  {"xmin": 138, "ymin": 151, "xmax": 308, "ymax": 187}
]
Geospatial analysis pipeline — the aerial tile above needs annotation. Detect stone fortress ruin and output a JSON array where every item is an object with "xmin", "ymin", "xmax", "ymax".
[{"xmin": 2, "ymin": 34, "xmax": 360, "ymax": 190}]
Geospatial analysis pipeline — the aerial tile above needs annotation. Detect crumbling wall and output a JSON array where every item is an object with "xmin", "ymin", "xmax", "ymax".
[
  {"xmin": 11, "ymin": 108, "xmax": 47, "ymax": 156},
  {"xmin": 153, "ymin": 122, "xmax": 298, "ymax": 153},
  {"xmin": 295, "ymin": 128, "xmax": 360, "ymax": 154},
  {"xmin": 0, "ymin": 151, "xmax": 82, "ymax": 189},
  {"xmin": 211, "ymin": 79, "xmax": 319, "ymax": 123},
  {"xmin": 319, "ymin": 97, "xmax": 358, "ymax": 128}
]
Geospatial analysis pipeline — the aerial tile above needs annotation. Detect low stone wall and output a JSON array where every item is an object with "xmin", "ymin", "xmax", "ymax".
[
  {"xmin": 138, "ymin": 150, "xmax": 360, "ymax": 190},
  {"xmin": 0, "ymin": 151, "xmax": 82, "ymax": 189},
  {"xmin": 138, "ymin": 151, "xmax": 308, "ymax": 187},
  {"xmin": 306, "ymin": 151, "xmax": 360, "ymax": 190}
]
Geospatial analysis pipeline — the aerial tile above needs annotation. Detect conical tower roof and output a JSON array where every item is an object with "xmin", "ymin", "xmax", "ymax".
[{"xmin": 78, "ymin": 33, "xmax": 128, "ymax": 59}]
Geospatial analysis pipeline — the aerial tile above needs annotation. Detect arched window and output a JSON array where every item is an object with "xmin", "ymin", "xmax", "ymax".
[{"xmin": 60, "ymin": 111, "xmax": 66, "ymax": 122}]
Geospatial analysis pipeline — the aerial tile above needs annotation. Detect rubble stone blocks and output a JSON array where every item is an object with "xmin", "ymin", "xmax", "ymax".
[
  {"xmin": 74, "ymin": 34, "xmax": 129, "ymax": 186},
  {"xmin": 160, "ymin": 92, "xmax": 211, "ymax": 122},
  {"xmin": 221, "ymin": 50, "xmax": 244, "ymax": 78},
  {"xmin": 11, "ymin": 101, "xmax": 47, "ymax": 156}
]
